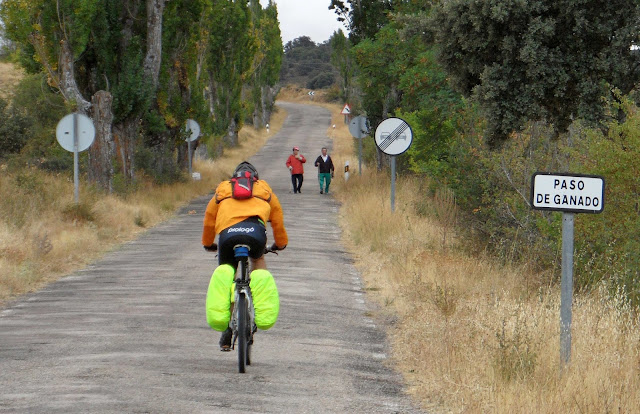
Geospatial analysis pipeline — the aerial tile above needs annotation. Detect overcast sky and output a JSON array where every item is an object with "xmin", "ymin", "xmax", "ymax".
[{"xmin": 271, "ymin": 0, "xmax": 348, "ymax": 45}]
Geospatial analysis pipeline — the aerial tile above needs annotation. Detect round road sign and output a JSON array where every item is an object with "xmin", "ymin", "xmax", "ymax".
[
  {"xmin": 374, "ymin": 117, "xmax": 413, "ymax": 156},
  {"xmin": 348, "ymin": 115, "xmax": 369, "ymax": 139},
  {"xmin": 56, "ymin": 113, "xmax": 95, "ymax": 153},
  {"xmin": 186, "ymin": 119, "xmax": 200, "ymax": 142}
]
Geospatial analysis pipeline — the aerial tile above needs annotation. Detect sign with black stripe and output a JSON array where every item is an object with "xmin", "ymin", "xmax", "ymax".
[{"xmin": 374, "ymin": 117, "xmax": 413, "ymax": 156}]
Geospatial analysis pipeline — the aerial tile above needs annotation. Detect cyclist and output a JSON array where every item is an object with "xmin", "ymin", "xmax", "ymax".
[{"xmin": 202, "ymin": 161, "xmax": 288, "ymax": 350}]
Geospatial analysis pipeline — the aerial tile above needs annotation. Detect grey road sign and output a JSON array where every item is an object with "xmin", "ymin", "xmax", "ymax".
[
  {"xmin": 56, "ymin": 113, "xmax": 95, "ymax": 152},
  {"xmin": 348, "ymin": 115, "xmax": 369, "ymax": 139},
  {"xmin": 185, "ymin": 119, "xmax": 200, "ymax": 142}
]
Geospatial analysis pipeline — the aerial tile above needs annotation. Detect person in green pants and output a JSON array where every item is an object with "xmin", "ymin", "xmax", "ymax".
[{"xmin": 314, "ymin": 147, "xmax": 335, "ymax": 194}]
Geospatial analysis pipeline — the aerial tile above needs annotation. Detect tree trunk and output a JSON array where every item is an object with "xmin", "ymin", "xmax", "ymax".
[
  {"xmin": 144, "ymin": 0, "xmax": 165, "ymax": 90},
  {"xmin": 261, "ymin": 85, "xmax": 271, "ymax": 126},
  {"xmin": 113, "ymin": 119, "xmax": 139, "ymax": 181},
  {"xmin": 88, "ymin": 91, "xmax": 115, "ymax": 192},
  {"xmin": 253, "ymin": 107, "xmax": 260, "ymax": 130},
  {"xmin": 227, "ymin": 115, "xmax": 238, "ymax": 147},
  {"xmin": 58, "ymin": 40, "xmax": 91, "ymax": 114}
]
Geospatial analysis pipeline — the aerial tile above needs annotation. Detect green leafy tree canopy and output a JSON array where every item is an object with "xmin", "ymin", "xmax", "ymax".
[{"xmin": 432, "ymin": 0, "xmax": 640, "ymax": 146}]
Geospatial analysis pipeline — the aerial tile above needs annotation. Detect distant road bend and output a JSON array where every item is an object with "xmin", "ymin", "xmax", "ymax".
[{"xmin": 0, "ymin": 102, "xmax": 424, "ymax": 413}]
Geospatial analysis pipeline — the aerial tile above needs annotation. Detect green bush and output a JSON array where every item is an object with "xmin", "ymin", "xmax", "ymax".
[
  {"xmin": 566, "ymin": 102, "xmax": 640, "ymax": 305},
  {"xmin": 0, "ymin": 97, "xmax": 30, "ymax": 157},
  {"xmin": 306, "ymin": 72, "xmax": 335, "ymax": 90},
  {"xmin": 436, "ymin": 96, "xmax": 640, "ymax": 308},
  {"xmin": 1, "ymin": 74, "xmax": 68, "ymax": 169}
]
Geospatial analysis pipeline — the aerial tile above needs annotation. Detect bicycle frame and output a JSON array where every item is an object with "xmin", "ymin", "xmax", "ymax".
[{"xmin": 229, "ymin": 245, "xmax": 255, "ymax": 373}]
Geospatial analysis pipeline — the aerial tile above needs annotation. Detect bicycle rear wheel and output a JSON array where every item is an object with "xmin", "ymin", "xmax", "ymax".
[{"xmin": 237, "ymin": 292, "xmax": 248, "ymax": 373}]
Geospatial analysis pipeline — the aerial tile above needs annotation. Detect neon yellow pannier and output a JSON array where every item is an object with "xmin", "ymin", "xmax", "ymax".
[
  {"xmin": 205, "ymin": 264, "xmax": 234, "ymax": 331},
  {"xmin": 249, "ymin": 269, "xmax": 280, "ymax": 330}
]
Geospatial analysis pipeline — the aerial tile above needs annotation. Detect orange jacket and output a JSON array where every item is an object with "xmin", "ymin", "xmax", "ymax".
[
  {"xmin": 286, "ymin": 154, "xmax": 306, "ymax": 174},
  {"xmin": 202, "ymin": 179, "xmax": 288, "ymax": 248}
]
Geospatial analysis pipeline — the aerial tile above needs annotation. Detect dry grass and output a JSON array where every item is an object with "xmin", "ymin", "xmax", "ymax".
[
  {"xmin": 323, "ymin": 102, "xmax": 640, "ymax": 413},
  {"xmin": 0, "ymin": 61, "xmax": 23, "ymax": 98},
  {"xmin": 0, "ymin": 106, "xmax": 287, "ymax": 305}
]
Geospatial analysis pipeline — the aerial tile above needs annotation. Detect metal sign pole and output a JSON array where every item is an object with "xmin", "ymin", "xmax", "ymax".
[
  {"xmin": 560, "ymin": 212, "xmax": 574, "ymax": 366},
  {"xmin": 530, "ymin": 172, "xmax": 605, "ymax": 368},
  {"xmin": 390, "ymin": 156, "xmax": 396, "ymax": 212},
  {"xmin": 358, "ymin": 138, "xmax": 362, "ymax": 175},
  {"xmin": 188, "ymin": 138, "xmax": 192, "ymax": 176},
  {"xmin": 73, "ymin": 113, "xmax": 79, "ymax": 204}
]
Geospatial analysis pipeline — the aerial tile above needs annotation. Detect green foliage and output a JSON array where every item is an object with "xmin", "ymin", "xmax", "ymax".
[
  {"xmin": 329, "ymin": 29, "xmax": 355, "ymax": 102},
  {"xmin": 566, "ymin": 103, "xmax": 640, "ymax": 304},
  {"xmin": 0, "ymin": 0, "xmax": 282, "ymax": 186},
  {"xmin": 431, "ymin": 0, "xmax": 640, "ymax": 146},
  {"xmin": 352, "ymin": 12, "xmax": 463, "ymax": 173},
  {"xmin": 280, "ymin": 36, "xmax": 336, "ymax": 88},
  {"xmin": 0, "ymin": 74, "xmax": 68, "ymax": 167},
  {"xmin": 329, "ymin": 0, "xmax": 394, "ymax": 44},
  {"xmin": 338, "ymin": 0, "xmax": 640, "ymax": 309},
  {"xmin": 0, "ymin": 97, "xmax": 30, "ymax": 157},
  {"xmin": 307, "ymin": 72, "xmax": 335, "ymax": 90}
]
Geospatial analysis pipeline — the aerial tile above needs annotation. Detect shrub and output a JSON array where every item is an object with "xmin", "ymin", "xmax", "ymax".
[
  {"xmin": 0, "ymin": 97, "xmax": 29, "ymax": 157},
  {"xmin": 61, "ymin": 202, "xmax": 95, "ymax": 223},
  {"xmin": 306, "ymin": 72, "xmax": 335, "ymax": 90}
]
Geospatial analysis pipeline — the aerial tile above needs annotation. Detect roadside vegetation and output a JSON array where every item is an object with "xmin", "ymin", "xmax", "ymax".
[
  {"xmin": 0, "ymin": 97, "xmax": 286, "ymax": 305},
  {"xmin": 323, "ymin": 101, "xmax": 640, "ymax": 413}
]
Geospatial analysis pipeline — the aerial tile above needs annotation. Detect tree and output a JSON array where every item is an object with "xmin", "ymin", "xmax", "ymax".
[
  {"xmin": 207, "ymin": 0, "xmax": 255, "ymax": 147},
  {"xmin": 329, "ymin": 0, "xmax": 394, "ymax": 44},
  {"xmin": 0, "ymin": 0, "xmax": 281, "ymax": 186},
  {"xmin": 431, "ymin": 0, "xmax": 640, "ymax": 147},
  {"xmin": 247, "ymin": 0, "xmax": 283, "ymax": 129},
  {"xmin": 329, "ymin": 29, "xmax": 355, "ymax": 102},
  {"xmin": 280, "ymin": 36, "xmax": 335, "ymax": 88}
]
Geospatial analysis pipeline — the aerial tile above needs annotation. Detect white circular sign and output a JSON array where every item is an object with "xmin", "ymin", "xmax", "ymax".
[
  {"xmin": 374, "ymin": 117, "xmax": 413, "ymax": 156},
  {"xmin": 55, "ymin": 113, "xmax": 95, "ymax": 152},
  {"xmin": 348, "ymin": 115, "xmax": 369, "ymax": 139},
  {"xmin": 186, "ymin": 119, "xmax": 200, "ymax": 142}
]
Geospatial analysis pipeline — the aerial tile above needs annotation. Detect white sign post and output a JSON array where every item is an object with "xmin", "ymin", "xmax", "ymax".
[
  {"xmin": 56, "ymin": 113, "xmax": 95, "ymax": 203},
  {"xmin": 374, "ymin": 117, "xmax": 413, "ymax": 212},
  {"xmin": 185, "ymin": 119, "xmax": 200, "ymax": 177},
  {"xmin": 531, "ymin": 172, "xmax": 605, "ymax": 367}
]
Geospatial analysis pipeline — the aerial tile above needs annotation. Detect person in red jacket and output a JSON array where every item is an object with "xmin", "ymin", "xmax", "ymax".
[{"xmin": 286, "ymin": 146, "xmax": 306, "ymax": 193}]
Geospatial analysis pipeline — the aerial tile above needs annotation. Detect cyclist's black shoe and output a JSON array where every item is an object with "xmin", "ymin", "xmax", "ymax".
[{"xmin": 219, "ymin": 327, "xmax": 232, "ymax": 351}]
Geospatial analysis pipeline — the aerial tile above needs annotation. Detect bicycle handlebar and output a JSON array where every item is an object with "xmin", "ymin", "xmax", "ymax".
[{"xmin": 265, "ymin": 243, "xmax": 285, "ymax": 255}]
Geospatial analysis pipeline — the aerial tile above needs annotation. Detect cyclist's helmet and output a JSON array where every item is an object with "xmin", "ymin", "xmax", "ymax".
[{"xmin": 233, "ymin": 161, "xmax": 259, "ymax": 179}]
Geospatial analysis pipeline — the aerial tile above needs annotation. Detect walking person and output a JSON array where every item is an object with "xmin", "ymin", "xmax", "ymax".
[
  {"xmin": 286, "ymin": 146, "xmax": 306, "ymax": 193},
  {"xmin": 314, "ymin": 147, "xmax": 335, "ymax": 194}
]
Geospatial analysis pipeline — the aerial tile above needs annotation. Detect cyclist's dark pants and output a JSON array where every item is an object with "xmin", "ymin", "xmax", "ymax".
[{"xmin": 218, "ymin": 217, "xmax": 267, "ymax": 267}]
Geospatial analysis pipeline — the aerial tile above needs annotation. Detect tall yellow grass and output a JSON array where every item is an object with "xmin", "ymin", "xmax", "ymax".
[
  {"xmin": 0, "ymin": 61, "xmax": 24, "ymax": 98},
  {"xmin": 0, "ymin": 107, "xmax": 287, "ymax": 304},
  {"xmin": 325, "ymin": 103, "xmax": 640, "ymax": 413}
]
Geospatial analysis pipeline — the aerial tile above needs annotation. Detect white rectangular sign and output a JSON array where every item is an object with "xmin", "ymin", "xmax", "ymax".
[{"xmin": 531, "ymin": 172, "xmax": 605, "ymax": 213}]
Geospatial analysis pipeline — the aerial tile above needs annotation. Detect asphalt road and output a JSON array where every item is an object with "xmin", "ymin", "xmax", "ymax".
[{"xmin": 0, "ymin": 102, "xmax": 424, "ymax": 413}]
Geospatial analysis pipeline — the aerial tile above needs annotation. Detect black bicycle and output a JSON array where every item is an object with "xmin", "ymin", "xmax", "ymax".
[{"xmin": 230, "ymin": 244, "xmax": 278, "ymax": 373}]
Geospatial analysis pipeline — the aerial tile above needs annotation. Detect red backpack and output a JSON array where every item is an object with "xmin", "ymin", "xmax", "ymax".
[{"xmin": 230, "ymin": 170, "xmax": 256, "ymax": 199}]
